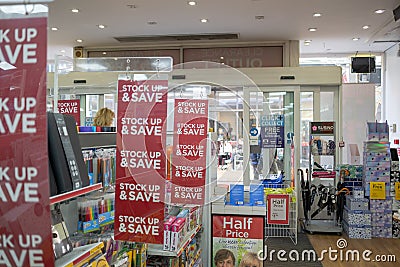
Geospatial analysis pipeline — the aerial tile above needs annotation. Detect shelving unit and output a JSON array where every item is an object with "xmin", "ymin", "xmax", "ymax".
[
  {"xmin": 50, "ymin": 183, "xmax": 103, "ymax": 205},
  {"xmin": 147, "ymin": 225, "xmax": 202, "ymax": 258}
]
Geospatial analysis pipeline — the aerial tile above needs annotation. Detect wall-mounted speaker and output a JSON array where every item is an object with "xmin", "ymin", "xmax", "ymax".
[{"xmin": 73, "ymin": 46, "xmax": 84, "ymax": 58}]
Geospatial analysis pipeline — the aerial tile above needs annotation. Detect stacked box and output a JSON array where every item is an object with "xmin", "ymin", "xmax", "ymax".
[
  {"xmin": 343, "ymin": 221, "xmax": 372, "ymax": 239},
  {"xmin": 362, "ymin": 141, "xmax": 391, "ymax": 197},
  {"xmin": 345, "ymin": 195, "xmax": 369, "ymax": 210},
  {"xmin": 338, "ymin": 164, "xmax": 363, "ymax": 192},
  {"xmin": 370, "ymin": 199, "xmax": 392, "ymax": 238},
  {"xmin": 343, "ymin": 195, "xmax": 371, "ymax": 239},
  {"xmin": 344, "ymin": 206, "xmax": 371, "ymax": 225}
]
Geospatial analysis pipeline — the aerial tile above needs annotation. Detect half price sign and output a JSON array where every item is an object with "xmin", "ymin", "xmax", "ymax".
[{"xmin": 267, "ymin": 194, "xmax": 289, "ymax": 225}]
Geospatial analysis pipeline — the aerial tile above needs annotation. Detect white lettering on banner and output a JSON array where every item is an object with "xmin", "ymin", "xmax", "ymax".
[
  {"xmin": 127, "ymin": 158, "xmax": 161, "ymax": 169},
  {"xmin": 128, "ymin": 191, "xmax": 160, "ymax": 202},
  {"xmin": 121, "ymin": 92, "xmax": 163, "ymax": 103},
  {"xmin": 0, "ymin": 97, "xmax": 37, "ymax": 134},
  {"xmin": 0, "ymin": 167, "xmax": 39, "ymax": 202},
  {"xmin": 121, "ymin": 84, "xmax": 166, "ymax": 92},
  {"xmin": 175, "ymin": 191, "xmax": 202, "ymax": 199},
  {"xmin": 177, "ymin": 106, "xmax": 206, "ymax": 114},
  {"xmin": 181, "ymin": 128, "xmax": 205, "ymax": 135},
  {"xmin": 120, "ymin": 150, "xmax": 161, "ymax": 159},
  {"xmin": 118, "ymin": 216, "xmax": 160, "ymax": 235},
  {"xmin": 58, "ymin": 106, "xmax": 78, "ymax": 113},
  {"xmin": 176, "ymin": 166, "xmax": 204, "ymax": 171},
  {"xmin": 0, "ymin": 234, "xmax": 44, "ymax": 266},
  {"xmin": 0, "ymin": 28, "xmax": 38, "ymax": 64},
  {"xmin": 177, "ymin": 149, "xmax": 204, "ymax": 157},
  {"xmin": 223, "ymin": 217, "xmax": 253, "ymax": 238},
  {"xmin": 119, "ymin": 183, "xmax": 147, "ymax": 191},
  {"xmin": 127, "ymin": 125, "xmax": 162, "ymax": 136},
  {"xmin": 176, "ymin": 170, "xmax": 203, "ymax": 178},
  {"xmin": 177, "ymin": 101, "xmax": 206, "ymax": 108},
  {"xmin": 223, "ymin": 217, "xmax": 253, "ymax": 230}
]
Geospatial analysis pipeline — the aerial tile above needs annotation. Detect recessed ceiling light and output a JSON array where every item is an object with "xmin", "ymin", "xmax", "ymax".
[
  {"xmin": 352, "ymin": 37, "xmax": 360, "ymax": 41},
  {"xmin": 188, "ymin": 1, "xmax": 197, "ymax": 6},
  {"xmin": 362, "ymin": 25, "xmax": 370, "ymax": 30},
  {"xmin": 220, "ymin": 56, "xmax": 224, "ymax": 59},
  {"xmin": 71, "ymin": 8, "xmax": 79, "ymax": 13},
  {"xmin": 200, "ymin": 18, "xmax": 208, "ymax": 23},
  {"xmin": 51, "ymin": 27, "xmax": 58, "ymax": 31},
  {"xmin": 76, "ymin": 39, "xmax": 83, "ymax": 43},
  {"xmin": 304, "ymin": 42, "xmax": 310, "ymax": 46},
  {"xmin": 374, "ymin": 9, "xmax": 385, "ymax": 14},
  {"xmin": 308, "ymin": 28, "xmax": 317, "ymax": 32},
  {"xmin": 304, "ymin": 40, "xmax": 312, "ymax": 43},
  {"xmin": 60, "ymin": 49, "xmax": 65, "ymax": 53},
  {"xmin": 147, "ymin": 21, "xmax": 157, "ymax": 25},
  {"xmin": 102, "ymin": 52, "xmax": 107, "ymax": 55},
  {"xmin": 313, "ymin": 13, "xmax": 322, "ymax": 17},
  {"xmin": 97, "ymin": 24, "xmax": 106, "ymax": 29}
]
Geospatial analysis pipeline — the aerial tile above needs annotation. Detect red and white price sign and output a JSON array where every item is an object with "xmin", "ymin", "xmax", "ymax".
[
  {"xmin": 0, "ymin": 17, "xmax": 54, "ymax": 266},
  {"xmin": 171, "ymin": 99, "xmax": 208, "ymax": 205},
  {"xmin": 114, "ymin": 76, "xmax": 168, "ymax": 244},
  {"xmin": 58, "ymin": 99, "xmax": 80, "ymax": 125},
  {"xmin": 267, "ymin": 194, "xmax": 290, "ymax": 225}
]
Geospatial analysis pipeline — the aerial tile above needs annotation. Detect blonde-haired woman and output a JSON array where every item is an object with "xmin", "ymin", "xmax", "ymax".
[
  {"xmin": 239, "ymin": 252, "xmax": 262, "ymax": 267},
  {"xmin": 93, "ymin": 107, "xmax": 115, "ymax": 127}
]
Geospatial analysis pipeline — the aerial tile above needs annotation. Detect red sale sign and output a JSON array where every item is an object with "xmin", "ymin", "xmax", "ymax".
[
  {"xmin": 0, "ymin": 17, "xmax": 54, "ymax": 266},
  {"xmin": 58, "ymin": 99, "xmax": 80, "ymax": 125},
  {"xmin": 114, "ymin": 76, "xmax": 168, "ymax": 244},
  {"xmin": 267, "ymin": 194, "xmax": 290, "ymax": 225},
  {"xmin": 171, "ymin": 99, "xmax": 208, "ymax": 205},
  {"xmin": 212, "ymin": 215, "xmax": 264, "ymax": 266}
]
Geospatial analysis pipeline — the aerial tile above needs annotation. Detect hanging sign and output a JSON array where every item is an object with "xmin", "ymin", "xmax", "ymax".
[
  {"xmin": 171, "ymin": 99, "xmax": 208, "ymax": 205},
  {"xmin": 396, "ymin": 182, "xmax": 400, "ymax": 201},
  {"xmin": 0, "ymin": 16, "xmax": 54, "ymax": 266},
  {"xmin": 114, "ymin": 76, "xmax": 168, "ymax": 244},
  {"xmin": 212, "ymin": 215, "xmax": 264, "ymax": 267},
  {"xmin": 267, "ymin": 194, "xmax": 290, "ymax": 225},
  {"xmin": 58, "ymin": 99, "xmax": 80, "ymax": 125},
  {"xmin": 370, "ymin": 182, "xmax": 386, "ymax": 200},
  {"xmin": 310, "ymin": 121, "xmax": 335, "ymax": 135},
  {"xmin": 260, "ymin": 115, "xmax": 284, "ymax": 148}
]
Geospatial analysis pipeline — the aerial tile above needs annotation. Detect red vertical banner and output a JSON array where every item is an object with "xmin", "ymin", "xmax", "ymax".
[
  {"xmin": 57, "ymin": 99, "xmax": 81, "ymax": 125},
  {"xmin": 171, "ymin": 99, "xmax": 208, "ymax": 205},
  {"xmin": 0, "ymin": 17, "xmax": 54, "ymax": 266},
  {"xmin": 114, "ymin": 76, "xmax": 168, "ymax": 244}
]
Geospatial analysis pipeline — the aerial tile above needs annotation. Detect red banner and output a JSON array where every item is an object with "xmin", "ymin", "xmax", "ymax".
[
  {"xmin": 0, "ymin": 17, "xmax": 53, "ymax": 266},
  {"xmin": 58, "ymin": 99, "xmax": 80, "ymax": 125},
  {"xmin": 171, "ymin": 99, "xmax": 208, "ymax": 205},
  {"xmin": 114, "ymin": 76, "xmax": 168, "ymax": 244},
  {"xmin": 212, "ymin": 215, "xmax": 264, "ymax": 239},
  {"xmin": 267, "ymin": 194, "xmax": 290, "ymax": 225}
]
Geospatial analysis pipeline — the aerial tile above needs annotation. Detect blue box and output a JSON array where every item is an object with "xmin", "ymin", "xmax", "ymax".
[
  {"xmin": 371, "ymin": 210, "xmax": 392, "ymax": 226},
  {"xmin": 370, "ymin": 199, "xmax": 392, "ymax": 212},
  {"xmin": 343, "ymin": 221, "xmax": 371, "ymax": 239},
  {"xmin": 249, "ymin": 184, "xmax": 265, "ymax": 206},
  {"xmin": 228, "ymin": 184, "xmax": 244, "ymax": 205},
  {"xmin": 372, "ymin": 224, "xmax": 392, "ymax": 238},
  {"xmin": 344, "ymin": 206, "xmax": 371, "ymax": 225},
  {"xmin": 345, "ymin": 195, "xmax": 369, "ymax": 211}
]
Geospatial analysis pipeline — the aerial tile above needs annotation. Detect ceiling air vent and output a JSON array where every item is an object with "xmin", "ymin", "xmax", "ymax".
[{"xmin": 114, "ymin": 33, "xmax": 239, "ymax": 43}]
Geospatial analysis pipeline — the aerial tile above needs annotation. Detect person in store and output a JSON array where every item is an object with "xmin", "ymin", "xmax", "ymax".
[
  {"xmin": 214, "ymin": 248, "xmax": 236, "ymax": 267},
  {"xmin": 238, "ymin": 252, "xmax": 262, "ymax": 267},
  {"xmin": 93, "ymin": 107, "xmax": 115, "ymax": 127}
]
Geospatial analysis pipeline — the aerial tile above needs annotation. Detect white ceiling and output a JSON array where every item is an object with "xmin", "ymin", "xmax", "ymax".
[{"xmin": 44, "ymin": 0, "xmax": 400, "ymax": 59}]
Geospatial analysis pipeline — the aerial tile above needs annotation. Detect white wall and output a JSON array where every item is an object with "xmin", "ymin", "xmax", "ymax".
[
  {"xmin": 342, "ymin": 83, "xmax": 375, "ymax": 163},
  {"xmin": 384, "ymin": 45, "xmax": 400, "ymax": 143}
]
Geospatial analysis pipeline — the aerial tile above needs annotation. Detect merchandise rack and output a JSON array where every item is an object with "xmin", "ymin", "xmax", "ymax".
[
  {"xmin": 265, "ymin": 185, "xmax": 298, "ymax": 245},
  {"xmin": 147, "ymin": 225, "xmax": 202, "ymax": 257}
]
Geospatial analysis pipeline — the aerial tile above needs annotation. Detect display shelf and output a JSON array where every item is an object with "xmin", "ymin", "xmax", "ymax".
[
  {"xmin": 147, "ymin": 225, "xmax": 202, "ymax": 257},
  {"xmin": 55, "ymin": 242, "xmax": 104, "ymax": 267},
  {"xmin": 50, "ymin": 183, "xmax": 103, "ymax": 205}
]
